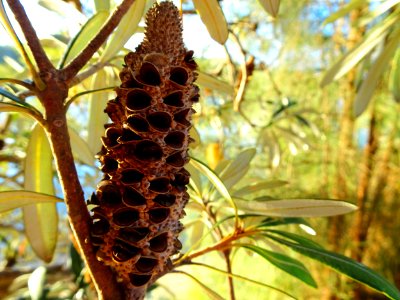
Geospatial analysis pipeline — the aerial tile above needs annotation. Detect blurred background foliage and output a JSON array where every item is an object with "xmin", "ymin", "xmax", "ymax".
[{"xmin": 0, "ymin": 0, "xmax": 400, "ymax": 299}]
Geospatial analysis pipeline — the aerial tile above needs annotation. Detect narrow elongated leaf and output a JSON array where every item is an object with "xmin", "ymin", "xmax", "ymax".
[
  {"xmin": 0, "ymin": 102, "xmax": 42, "ymax": 121},
  {"xmin": 354, "ymin": 29, "xmax": 400, "ymax": 117},
  {"xmin": 322, "ymin": 0, "xmax": 365, "ymax": 25},
  {"xmin": 233, "ymin": 180, "xmax": 288, "ymax": 197},
  {"xmin": 389, "ymin": 48, "xmax": 400, "ymax": 103},
  {"xmin": 28, "ymin": 266, "xmax": 46, "ymax": 300},
  {"xmin": 95, "ymin": 0, "xmax": 110, "ymax": 12},
  {"xmin": 321, "ymin": 12, "xmax": 400, "ymax": 86},
  {"xmin": 268, "ymin": 235, "xmax": 400, "ymax": 300},
  {"xmin": 242, "ymin": 244, "xmax": 317, "ymax": 288},
  {"xmin": 235, "ymin": 199, "xmax": 357, "ymax": 217},
  {"xmin": 87, "ymin": 69, "xmax": 112, "ymax": 155},
  {"xmin": 185, "ymin": 162, "xmax": 203, "ymax": 196},
  {"xmin": 219, "ymin": 148, "xmax": 256, "ymax": 190},
  {"xmin": 0, "ymin": 87, "xmax": 25, "ymax": 104},
  {"xmin": 264, "ymin": 229, "xmax": 323, "ymax": 249},
  {"xmin": 100, "ymin": 0, "xmax": 146, "ymax": 62},
  {"xmin": 192, "ymin": 0, "xmax": 228, "ymax": 44},
  {"xmin": 359, "ymin": 0, "xmax": 400, "ymax": 27},
  {"xmin": 197, "ymin": 72, "xmax": 234, "ymax": 95},
  {"xmin": 24, "ymin": 124, "xmax": 58, "ymax": 262},
  {"xmin": 177, "ymin": 271, "xmax": 225, "ymax": 300},
  {"xmin": 189, "ymin": 157, "xmax": 237, "ymax": 215},
  {"xmin": 68, "ymin": 127, "xmax": 94, "ymax": 165},
  {"xmin": 60, "ymin": 11, "xmax": 109, "ymax": 68},
  {"xmin": 0, "ymin": 191, "xmax": 61, "ymax": 213},
  {"xmin": 258, "ymin": 0, "xmax": 280, "ymax": 18}
]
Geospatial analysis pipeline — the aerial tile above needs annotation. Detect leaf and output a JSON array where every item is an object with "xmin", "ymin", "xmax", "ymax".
[
  {"xmin": 189, "ymin": 157, "xmax": 237, "ymax": 216},
  {"xmin": 321, "ymin": 12, "xmax": 400, "ymax": 87},
  {"xmin": 189, "ymin": 126, "xmax": 201, "ymax": 148},
  {"xmin": 185, "ymin": 162, "xmax": 203, "ymax": 196},
  {"xmin": 242, "ymin": 244, "xmax": 317, "ymax": 288},
  {"xmin": 268, "ymin": 235, "xmax": 400, "ymax": 300},
  {"xmin": 87, "ymin": 69, "xmax": 112, "ymax": 155},
  {"xmin": 322, "ymin": 0, "xmax": 365, "ymax": 25},
  {"xmin": 192, "ymin": 0, "xmax": 228, "ymax": 44},
  {"xmin": 264, "ymin": 229, "xmax": 323, "ymax": 249},
  {"xmin": 354, "ymin": 28, "xmax": 400, "ymax": 117},
  {"xmin": 28, "ymin": 266, "xmax": 46, "ymax": 300},
  {"xmin": 0, "ymin": 191, "xmax": 61, "ymax": 213},
  {"xmin": 235, "ymin": 199, "xmax": 357, "ymax": 217},
  {"xmin": 233, "ymin": 180, "xmax": 288, "ymax": 197},
  {"xmin": 389, "ymin": 48, "xmax": 400, "ymax": 103},
  {"xmin": 60, "ymin": 11, "xmax": 109, "ymax": 68},
  {"xmin": 100, "ymin": 0, "xmax": 146, "ymax": 62},
  {"xmin": 258, "ymin": 0, "xmax": 280, "ymax": 18},
  {"xmin": 358, "ymin": 0, "xmax": 400, "ymax": 27},
  {"xmin": 219, "ymin": 148, "xmax": 256, "ymax": 190},
  {"xmin": 0, "ymin": 102, "xmax": 42, "ymax": 121},
  {"xmin": 69, "ymin": 127, "xmax": 94, "ymax": 165},
  {"xmin": 0, "ymin": 87, "xmax": 25, "ymax": 104},
  {"xmin": 197, "ymin": 72, "xmax": 234, "ymax": 95},
  {"xmin": 94, "ymin": 0, "xmax": 110, "ymax": 12},
  {"xmin": 24, "ymin": 123, "xmax": 58, "ymax": 262},
  {"xmin": 177, "ymin": 271, "xmax": 225, "ymax": 300}
]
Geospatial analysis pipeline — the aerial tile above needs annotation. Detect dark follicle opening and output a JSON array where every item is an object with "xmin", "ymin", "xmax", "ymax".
[
  {"xmin": 138, "ymin": 62, "xmax": 161, "ymax": 86},
  {"xmin": 147, "ymin": 112, "xmax": 172, "ymax": 132},
  {"xmin": 90, "ymin": 235, "xmax": 104, "ymax": 246},
  {"xmin": 170, "ymin": 67, "xmax": 189, "ymax": 86},
  {"xmin": 184, "ymin": 50, "xmax": 197, "ymax": 69},
  {"xmin": 134, "ymin": 140, "xmax": 163, "ymax": 162},
  {"xmin": 118, "ymin": 227, "xmax": 150, "ymax": 244},
  {"xmin": 112, "ymin": 240, "xmax": 140, "ymax": 262},
  {"xmin": 135, "ymin": 257, "xmax": 158, "ymax": 273},
  {"xmin": 149, "ymin": 208, "xmax": 170, "ymax": 223},
  {"xmin": 104, "ymin": 127, "xmax": 121, "ymax": 147},
  {"xmin": 164, "ymin": 131, "xmax": 185, "ymax": 149},
  {"xmin": 127, "ymin": 115, "xmax": 150, "ymax": 132},
  {"xmin": 174, "ymin": 109, "xmax": 191, "ymax": 127},
  {"xmin": 121, "ymin": 169, "xmax": 144, "ymax": 185},
  {"xmin": 100, "ymin": 156, "xmax": 118, "ymax": 173},
  {"xmin": 126, "ymin": 89, "xmax": 152, "ymax": 111},
  {"xmin": 149, "ymin": 177, "xmax": 170, "ymax": 193},
  {"xmin": 91, "ymin": 217, "xmax": 110, "ymax": 236},
  {"xmin": 123, "ymin": 187, "xmax": 147, "ymax": 206},
  {"xmin": 153, "ymin": 194, "xmax": 176, "ymax": 207},
  {"xmin": 163, "ymin": 91, "xmax": 184, "ymax": 107},
  {"xmin": 149, "ymin": 233, "xmax": 169, "ymax": 252},
  {"xmin": 129, "ymin": 274, "xmax": 152, "ymax": 287},
  {"xmin": 119, "ymin": 128, "xmax": 142, "ymax": 143},
  {"xmin": 166, "ymin": 152, "xmax": 185, "ymax": 167},
  {"xmin": 98, "ymin": 183, "xmax": 122, "ymax": 207},
  {"xmin": 113, "ymin": 208, "xmax": 139, "ymax": 227},
  {"xmin": 121, "ymin": 77, "xmax": 143, "ymax": 89}
]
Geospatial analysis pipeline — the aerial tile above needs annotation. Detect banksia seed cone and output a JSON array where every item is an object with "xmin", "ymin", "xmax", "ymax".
[{"xmin": 88, "ymin": 1, "xmax": 198, "ymax": 289}]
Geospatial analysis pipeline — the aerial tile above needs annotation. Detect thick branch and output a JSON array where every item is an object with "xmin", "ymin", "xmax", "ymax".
[
  {"xmin": 60, "ymin": 0, "xmax": 135, "ymax": 82},
  {"xmin": 5, "ymin": 0, "xmax": 54, "ymax": 73}
]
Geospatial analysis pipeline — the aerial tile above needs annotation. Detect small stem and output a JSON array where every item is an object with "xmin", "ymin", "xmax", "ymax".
[
  {"xmin": 5, "ymin": 0, "xmax": 54, "ymax": 73},
  {"xmin": 61, "ymin": 0, "xmax": 136, "ymax": 82},
  {"xmin": 223, "ymin": 250, "xmax": 236, "ymax": 300}
]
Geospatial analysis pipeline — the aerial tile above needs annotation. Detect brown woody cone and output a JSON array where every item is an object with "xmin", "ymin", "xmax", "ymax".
[{"xmin": 88, "ymin": 1, "xmax": 198, "ymax": 289}]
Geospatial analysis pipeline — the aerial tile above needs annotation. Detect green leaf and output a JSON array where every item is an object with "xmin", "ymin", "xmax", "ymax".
[
  {"xmin": 242, "ymin": 244, "xmax": 317, "ymax": 288},
  {"xmin": 60, "ymin": 11, "xmax": 109, "ymax": 68},
  {"xmin": 235, "ymin": 199, "xmax": 357, "ymax": 217},
  {"xmin": 358, "ymin": 0, "xmax": 400, "ymax": 27},
  {"xmin": 219, "ymin": 148, "xmax": 256, "ymax": 190},
  {"xmin": 189, "ymin": 157, "xmax": 237, "ymax": 216},
  {"xmin": 87, "ymin": 69, "xmax": 112, "ymax": 155},
  {"xmin": 233, "ymin": 180, "xmax": 288, "ymax": 197},
  {"xmin": 0, "ymin": 87, "xmax": 25, "ymax": 104},
  {"xmin": 389, "ymin": 48, "xmax": 400, "ymax": 103},
  {"xmin": 257, "ymin": 0, "xmax": 280, "ymax": 18},
  {"xmin": 28, "ymin": 266, "xmax": 46, "ymax": 300},
  {"xmin": 321, "ymin": 11, "xmax": 400, "ymax": 87},
  {"xmin": 100, "ymin": 0, "xmax": 146, "ymax": 62},
  {"xmin": 192, "ymin": 0, "xmax": 228, "ymax": 44},
  {"xmin": 94, "ymin": 0, "xmax": 110, "ymax": 12},
  {"xmin": 322, "ymin": 0, "xmax": 365, "ymax": 25},
  {"xmin": 176, "ymin": 271, "xmax": 225, "ymax": 300},
  {"xmin": 24, "ymin": 123, "xmax": 58, "ymax": 263},
  {"xmin": 0, "ymin": 102, "xmax": 43, "ymax": 122},
  {"xmin": 0, "ymin": 191, "xmax": 61, "ymax": 213},
  {"xmin": 264, "ymin": 229, "xmax": 323, "ymax": 249},
  {"xmin": 268, "ymin": 235, "xmax": 400, "ymax": 300},
  {"xmin": 197, "ymin": 72, "xmax": 234, "ymax": 95},
  {"xmin": 354, "ymin": 28, "xmax": 400, "ymax": 117},
  {"xmin": 69, "ymin": 127, "xmax": 94, "ymax": 165}
]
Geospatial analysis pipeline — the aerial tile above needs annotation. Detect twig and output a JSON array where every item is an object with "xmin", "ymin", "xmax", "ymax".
[
  {"xmin": 5, "ymin": 0, "xmax": 54, "ymax": 73},
  {"xmin": 60, "ymin": 0, "xmax": 136, "ymax": 82}
]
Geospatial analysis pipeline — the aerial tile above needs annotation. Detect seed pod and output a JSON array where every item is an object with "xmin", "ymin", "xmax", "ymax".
[{"xmin": 88, "ymin": 1, "xmax": 197, "ymax": 289}]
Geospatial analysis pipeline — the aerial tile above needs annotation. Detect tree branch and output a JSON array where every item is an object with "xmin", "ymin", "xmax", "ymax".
[
  {"xmin": 60, "ymin": 0, "xmax": 136, "ymax": 82},
  {"xmin": 5, "ymin": 0, "xmax": 54, "ymax": 73}
]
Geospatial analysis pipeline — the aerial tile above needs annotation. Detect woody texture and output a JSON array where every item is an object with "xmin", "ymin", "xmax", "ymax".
[{"xmin": 88, "ymin": 1, "xmax": 198, "ymax": 294}]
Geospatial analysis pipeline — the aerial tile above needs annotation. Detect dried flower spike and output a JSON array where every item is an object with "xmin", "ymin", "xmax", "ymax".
[{"xmin": 89, "ymin": 1, "xmax": 198, "ymax": 289}]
